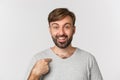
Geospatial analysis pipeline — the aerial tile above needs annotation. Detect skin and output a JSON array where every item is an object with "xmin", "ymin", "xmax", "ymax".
[
  {"xmin": 28, "ymin": 16, "xmax": 76, "ymax": 80},
  {"xmin": 28, "ymin": 58, "xmax": 52, "ymax": 80},
  {"xmin": 49, "ymin": 16, "xmax": 76, "ymax": 58}
]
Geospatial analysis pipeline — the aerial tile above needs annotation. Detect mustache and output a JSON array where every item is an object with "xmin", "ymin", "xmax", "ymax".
[{"xmin": 56, "ymin": 34, "xmax": 68, "ymax": 38}]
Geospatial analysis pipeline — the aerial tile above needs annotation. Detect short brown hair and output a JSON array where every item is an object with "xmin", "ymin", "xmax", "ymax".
[{"xmin": 48, "ymin": 8, "xmax": 76, "ymax": 25}]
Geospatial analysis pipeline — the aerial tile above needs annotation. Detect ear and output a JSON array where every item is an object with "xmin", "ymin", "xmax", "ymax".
[{"xmin": 73, "ymin": 26, "xmax": 76, "ymax": 34}]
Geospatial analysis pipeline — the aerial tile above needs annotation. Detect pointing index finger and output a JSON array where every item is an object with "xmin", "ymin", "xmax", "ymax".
[{"xmin": 44, "ymin": 58, "xmax": 52, "ymax": 63}]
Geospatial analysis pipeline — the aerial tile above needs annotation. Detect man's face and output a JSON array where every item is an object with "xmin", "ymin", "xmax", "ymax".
[{"xmin": 49, "ymin": 16, "xmax": 75, "ymax": 49}]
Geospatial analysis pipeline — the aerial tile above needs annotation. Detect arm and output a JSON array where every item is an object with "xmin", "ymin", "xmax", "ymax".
[
  {"xmin": 28, "ymin": 72, "xmax": 42, "ymax": 80},
  {"xmin": 27, "ymin": 58, "xmax": 52, "ymax": 80},
  {"xmin": 90, "ymin": 56, "xmax": 103, "ymax": 80}
]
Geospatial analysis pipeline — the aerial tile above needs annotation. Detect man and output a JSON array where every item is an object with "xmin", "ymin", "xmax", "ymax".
[{"xmin": 26, "ymin": 8, "xmax": 103, "ymax": 80}]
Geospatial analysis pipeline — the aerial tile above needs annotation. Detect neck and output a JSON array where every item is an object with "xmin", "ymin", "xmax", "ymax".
[{"xmin": 51, "ymin": 45, "xmax": 76, "ymax": 59}]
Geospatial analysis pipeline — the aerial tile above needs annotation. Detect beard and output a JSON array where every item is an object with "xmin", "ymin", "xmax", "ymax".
[{"xmin": 51, "ymin": 34, "xmax": 73, "ymax": 49}]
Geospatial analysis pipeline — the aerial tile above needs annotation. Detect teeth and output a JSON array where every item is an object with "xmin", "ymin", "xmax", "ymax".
[{"xmin": 58, "ymin": 37, "xmax": 65, "ymax": 40}]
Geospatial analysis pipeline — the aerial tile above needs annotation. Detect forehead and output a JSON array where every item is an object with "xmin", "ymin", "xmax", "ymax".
[{"xmin": 50, "ymin": 16, "xmax": 73, "ymax": 26}]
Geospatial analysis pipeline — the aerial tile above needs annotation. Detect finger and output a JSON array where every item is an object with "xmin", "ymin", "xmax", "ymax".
[{"xmin": 44, "ymin": 58, "xmax": 52, "ymax": 63}]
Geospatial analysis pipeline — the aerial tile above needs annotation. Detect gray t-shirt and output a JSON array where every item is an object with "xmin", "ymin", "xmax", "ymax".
[{"xmin": 25, "ymin": 48, "xmax": 103, "ymax": 80}]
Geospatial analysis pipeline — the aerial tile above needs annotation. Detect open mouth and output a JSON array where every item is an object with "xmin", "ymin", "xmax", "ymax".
[{"xmin": 57, "ymin": 37, "xmax": 67, "ymax": 43}]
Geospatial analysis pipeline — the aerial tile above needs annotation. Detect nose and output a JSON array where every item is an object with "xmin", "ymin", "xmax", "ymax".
[{"xmin": 59, "ymin": 28, "xmax": 65, "ymax": 35}]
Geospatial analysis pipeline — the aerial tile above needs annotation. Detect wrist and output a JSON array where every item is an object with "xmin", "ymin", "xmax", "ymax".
[{"xmin": 28, "ymin": 71, "xmax": 42, "ymax": 80}]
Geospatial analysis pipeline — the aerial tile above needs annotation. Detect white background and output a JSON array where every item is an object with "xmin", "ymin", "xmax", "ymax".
[{"xmin": 0, "ymin": 0, "xmax": 120, "ymax": 80}]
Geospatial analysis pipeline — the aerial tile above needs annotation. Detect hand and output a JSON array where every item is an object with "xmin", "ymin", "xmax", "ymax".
[{"xmin": 32, "ymin": 58, "xmax": 52, "ymax": 77}]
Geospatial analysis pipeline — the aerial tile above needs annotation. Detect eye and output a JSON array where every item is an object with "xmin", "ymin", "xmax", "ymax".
[
  {"xmin": 64, "ymin": 25, "xmax": 71, "ymax": 29},
  {"xmin": 52, "ymin": 25, "xmax": 59, "ymax": 29}
]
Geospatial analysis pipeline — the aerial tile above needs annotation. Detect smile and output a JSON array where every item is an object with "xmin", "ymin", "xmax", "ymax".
[{"xmin": 57, "ymin": 37, "xmax": 67, "ymax": 43}]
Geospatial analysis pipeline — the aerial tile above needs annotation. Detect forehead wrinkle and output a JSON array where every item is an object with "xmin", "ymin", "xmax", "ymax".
[{"xmin": 50, "ymin": 16, "xmax": 73, "ymax": 26}]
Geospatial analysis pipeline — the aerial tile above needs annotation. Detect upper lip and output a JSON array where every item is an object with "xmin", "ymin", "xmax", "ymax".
[{"xmin": 58, "ymin": 37, "xmax": 66, "ymax": 40}]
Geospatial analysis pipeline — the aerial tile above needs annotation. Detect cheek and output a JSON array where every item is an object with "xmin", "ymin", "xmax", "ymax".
[
  {"xmin": 66, "ymin": 30, "xmax": 74, "ymax": 36},
  {"xmin": 50, "ymin": 29, "xmax": 54, "ymax": 35},
  {"xmin": 50, "ymin": 31, "xmax": 57, "ymax": 37}
]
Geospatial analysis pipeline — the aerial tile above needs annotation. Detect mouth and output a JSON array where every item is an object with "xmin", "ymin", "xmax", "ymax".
[{"xmin": 57, "ymin": 36, "xmax": 67, "ymax": 43}]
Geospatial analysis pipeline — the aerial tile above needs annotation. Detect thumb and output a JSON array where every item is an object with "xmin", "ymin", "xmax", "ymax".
[{"xmin": 44, "ymin": 58, "xmax": 52, "ymax": 63}]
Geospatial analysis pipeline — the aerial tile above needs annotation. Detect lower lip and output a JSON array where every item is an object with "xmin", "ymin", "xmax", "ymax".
[{"xmin": 58, "ymin": 39, "xmax": 66, "ymax": 43}]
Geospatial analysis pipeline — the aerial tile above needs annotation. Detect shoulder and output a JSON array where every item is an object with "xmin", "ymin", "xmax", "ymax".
[
  {"xmin": 76, "ymin": 48, "xmax": 98, "ymax": 67},
  {"xmin": 76, "ymin": 48, "xmax": 96, "ymax": 61},
  {"xmin": 77, "ymin": 48, "xmax": 94, "ymax": 57}
]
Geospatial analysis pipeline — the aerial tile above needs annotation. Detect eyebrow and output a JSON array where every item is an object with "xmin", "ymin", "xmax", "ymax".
[
  {"xmin": 64, "ymin": 23, "xmax": 72, "ymax": 26},
  {"xmin": 51, "ymin": 23, "xmax": 59, "ymax": 26},
  {"xmin": 51, "ymin": 23, "xmax": 72, "ymax": 26}
]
